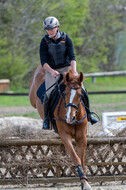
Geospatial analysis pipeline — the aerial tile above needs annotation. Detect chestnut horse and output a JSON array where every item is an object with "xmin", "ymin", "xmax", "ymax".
[{"xmin": 29, "ymin": 65, "xmax": 92, "ymax": 190}]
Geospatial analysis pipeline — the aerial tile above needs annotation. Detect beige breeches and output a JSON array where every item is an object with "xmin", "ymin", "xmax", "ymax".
[{"xmin": 45, "ymin": 66, "xmax": 71, "ymax": 98}]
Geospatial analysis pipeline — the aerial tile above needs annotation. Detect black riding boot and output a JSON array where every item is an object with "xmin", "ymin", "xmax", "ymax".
[
  {"xmin": 42, "ymin": 96, "xmax": 50, "ymax": 130},
  {"xmin": 83, "ymin": 89, "xmax": 100, "ymax": 125}
]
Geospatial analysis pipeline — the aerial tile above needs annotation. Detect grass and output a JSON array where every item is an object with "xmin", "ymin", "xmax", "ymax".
[
  {"xmin": 0, "ymin": 76, "xmax": 125, "ymax": 119},
  {"xmin": 89, "ymin": 94, "xmax": 125, "ymax": 104},
  {"xmin": 0, "ymin": 76, "xmax": 125, "ymax": 107},
  {"xmin": 84, "ymin": 76, "xmax": 126, "ymax": 91},
  {"xmin": 0, "ymin": 96, "xmax": 30, "ymax": 107},
  {"xmin": 1, "ymin": 112, "xmax": 40, "ymax": 118}
]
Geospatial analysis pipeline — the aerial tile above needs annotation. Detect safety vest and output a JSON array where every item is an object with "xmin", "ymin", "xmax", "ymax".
[{"xmin": 44, "ymin": 32, "xmax": 70, "ymax": 68}]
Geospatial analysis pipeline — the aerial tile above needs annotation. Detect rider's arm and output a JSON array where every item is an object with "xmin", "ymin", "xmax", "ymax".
[
  {"xmin": 43, "ymin": 63, "xmax": 54, "ymax": 73},
  {"xmin": 71, "ymin": 60, "xmax": 77, "ymax": 75},
  {"xmin": 43, "ymin": 63, "xmax": 59, "ymax": 78},
  {"xmin": 39, "ymin": 38, "xmax": 48, "ymax": 67},
  {"xmin": 66, "ymin": 35, "xmax": 77, "ymax": 74}
]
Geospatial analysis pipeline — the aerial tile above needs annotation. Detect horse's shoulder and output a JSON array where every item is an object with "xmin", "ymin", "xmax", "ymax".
[{"xmin": 29, "ymin": 64, "xmax": 45, "ymax": 108}]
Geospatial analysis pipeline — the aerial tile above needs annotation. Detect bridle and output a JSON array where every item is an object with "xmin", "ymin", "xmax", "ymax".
[
  {"xmin": 56, "ymin": 83, "xmax": 87, "ymax": 125},
  {"xmin": 64, "ymin": 85, "xmax": 81, "ymax": 112}
]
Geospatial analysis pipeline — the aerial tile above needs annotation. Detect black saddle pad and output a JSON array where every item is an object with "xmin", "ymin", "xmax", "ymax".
[
  {"xmin": 49, "ymin": 83, "xmax": 66, "ymax": 112},
  {"xmin": 37, "ymin": 81, "xmax": 45, "ymax": 104}
]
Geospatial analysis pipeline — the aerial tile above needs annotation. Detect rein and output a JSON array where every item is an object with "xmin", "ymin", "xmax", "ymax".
[{"xmin": 55, "ymin": 84, "xmax": 87, "ymax": 125}]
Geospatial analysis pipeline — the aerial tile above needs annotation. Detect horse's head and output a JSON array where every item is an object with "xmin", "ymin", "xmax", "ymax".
[{"xmin": 63, "ymin": 69, "xmax": 84, "ymax": 124}]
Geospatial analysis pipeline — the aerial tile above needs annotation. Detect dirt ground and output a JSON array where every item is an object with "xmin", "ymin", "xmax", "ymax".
[
  {"xmin": 0, "ymin": 106, "xmax": 37, "ymax": 116},
  {"xmin": 0, "ymin": 106, "xmax": 126, "ymax": 190},
  {"xmin": 0, "ymin": 182, "xmax": 126, "ymax": 190}
]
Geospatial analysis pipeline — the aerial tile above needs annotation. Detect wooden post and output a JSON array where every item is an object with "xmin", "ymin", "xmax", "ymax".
[
  {"xmin": 0, "ymin": 79, "xmax": 10, "ymax": 92},
  {"xmin": 92, "ymin": 77, "xmax": 96, "ymax": 83}
]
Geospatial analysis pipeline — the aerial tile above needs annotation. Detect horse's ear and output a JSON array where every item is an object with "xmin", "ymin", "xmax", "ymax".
[
  {"xmin": 79, "ymin": 72, "xmax": 83, "ymax": 82},
  {"xmin": 66, "ymin": 72, "xmax": 70, "ymax": 82}
]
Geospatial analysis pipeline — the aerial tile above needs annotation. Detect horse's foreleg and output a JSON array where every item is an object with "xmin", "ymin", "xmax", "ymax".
[
  {"xmin": 75, "ymin": 128, "xmax": 92, "ymax": 190},
  {"xmin": 60, "ymin": 133, "xmax": 81, "ymax": 166},
  {"xmin": 60, "ymin": 133, "xmax": 92, "ymax": 190},
  {"xmin": 75, "ymin": 134, "xmax": 87, "ymax": 173}
]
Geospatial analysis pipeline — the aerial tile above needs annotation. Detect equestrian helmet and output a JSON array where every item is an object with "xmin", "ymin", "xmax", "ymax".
[{"xmin": 43, "ymin": 16, "xmax": 60, "ymax": 30}]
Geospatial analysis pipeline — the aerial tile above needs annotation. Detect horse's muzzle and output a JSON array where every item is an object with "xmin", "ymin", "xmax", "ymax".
[{"xmin": 65, "ymin": 114, "xmax": 76, "ymax": 124}]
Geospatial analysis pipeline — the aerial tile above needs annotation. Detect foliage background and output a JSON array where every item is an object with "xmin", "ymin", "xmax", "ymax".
[{"xmin": 0, "ymin": 0, "xmax": 126, "ymax": 88}]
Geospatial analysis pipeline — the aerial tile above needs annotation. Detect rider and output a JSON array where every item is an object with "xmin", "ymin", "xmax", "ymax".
[{"xmin": 39, "ymin": 16, "xmax": 99, "ymax": 130}]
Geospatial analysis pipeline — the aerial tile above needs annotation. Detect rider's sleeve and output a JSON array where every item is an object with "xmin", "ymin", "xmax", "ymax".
[
  {"xmin": 66, "ymin": 35, "xmax": 76, "ymax": 61},
  {"xmin": 39, "ymin": 38, "xmax": 48, "ymax": 67}
]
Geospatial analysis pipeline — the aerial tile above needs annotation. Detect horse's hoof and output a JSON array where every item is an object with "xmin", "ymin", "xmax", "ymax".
[{"xmin": 81, "ymin": 182, "xmax": 92, "ymax": 190}]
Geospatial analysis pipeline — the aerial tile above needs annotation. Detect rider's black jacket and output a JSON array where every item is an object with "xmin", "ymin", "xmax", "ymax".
[{"xmin": 39, "ymin": 32, "xmax": 76, "ymax": 69}]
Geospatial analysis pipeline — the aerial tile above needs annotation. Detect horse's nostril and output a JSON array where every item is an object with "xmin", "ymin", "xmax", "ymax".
[{"xmin": 72, "ymin": 116, "xmax": 76, "ymax": 121}]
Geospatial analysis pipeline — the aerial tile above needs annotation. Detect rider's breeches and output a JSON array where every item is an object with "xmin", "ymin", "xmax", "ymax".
[{"xmin": 45, "ymin": 66, "xmax": 71, "ymax": 98}]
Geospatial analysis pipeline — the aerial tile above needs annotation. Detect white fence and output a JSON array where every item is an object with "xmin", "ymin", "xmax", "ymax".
[{"xmin": 84, "ymin": 70, "xmax": 126, "ymax": 83}]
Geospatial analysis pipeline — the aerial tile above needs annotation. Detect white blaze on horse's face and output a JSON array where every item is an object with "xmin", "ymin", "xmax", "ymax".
[{"xmin": 66, "ymin": 89, "xmax": 76, "ymax": 124}]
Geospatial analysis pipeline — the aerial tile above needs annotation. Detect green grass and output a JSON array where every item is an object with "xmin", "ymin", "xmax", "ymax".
[
  {"xmin": 10, "ymin": 85, "xmax": 29, "ymax": 93},
  {"xmin": 0, "ymin": 96, "xmax": 30, "ymax": 107},
  {"xmin": 0, "ymin": 76, "xmax": 125, "ymax": 119},
  {"xmin": 1, "ymin": 112, "xmax": 40, "ymax": 118},
  {"xmin": 0, "ymin": 94, "xmax": 125, "ymax": 108},
  {"xmin": 84, "ymin": 76, "xmax": 126, "ymax": 91},
  {"xmin": 89, "ymin": 94, "xmax": 125, "ymax": 104},
  {"xmin": 84, "ymin": 77, "xmax": 126, "ymax": 117}
]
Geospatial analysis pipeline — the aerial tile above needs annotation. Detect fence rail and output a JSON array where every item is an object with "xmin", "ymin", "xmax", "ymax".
[
  {"xmin": 84, "ymin": 70, "xmax": 126, "ymax": 83},
  {"xmin": 0, "ymin": 90, "xmax": 126, "ymax": 96},
  {"xmin": 0, "ymin": 136, "xmax": 126, "ymax": 185},
  {"xmin": 0, "ymin": 70, "xmax": 126, "ymax": 95}
]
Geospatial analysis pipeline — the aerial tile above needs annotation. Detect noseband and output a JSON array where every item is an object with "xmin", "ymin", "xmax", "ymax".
[{"xmin": 56, "ymin": 84, "xmax": 87, "ymax": 125}]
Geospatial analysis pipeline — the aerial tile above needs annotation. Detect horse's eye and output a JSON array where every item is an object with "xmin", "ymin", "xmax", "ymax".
[{"xmin": 77, "ymin": 93, "xmax": 81, "ymax": 97}]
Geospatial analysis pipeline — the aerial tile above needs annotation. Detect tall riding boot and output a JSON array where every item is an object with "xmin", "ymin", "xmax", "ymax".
[
  {"xmin": 42, "ymin": 96, "xmax": 50, "ymax": 130},
  {"xmin": 83, "ymin": 89, "xmax": 100, "ymax": 125}
]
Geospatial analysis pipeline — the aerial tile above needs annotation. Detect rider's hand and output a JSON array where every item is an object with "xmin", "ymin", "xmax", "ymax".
[
  {"xmin": 51, "ymin": 70, "xmax": 60, "ymax": 78},
  {"xmin": 72, "ymin": 71, "xmax": 78, "ymax": 75}
]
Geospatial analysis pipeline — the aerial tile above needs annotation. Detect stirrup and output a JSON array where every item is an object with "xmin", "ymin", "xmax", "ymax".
[{"xmin": 88, "ymin": 112, "xmax": 100, "ymax": 125}]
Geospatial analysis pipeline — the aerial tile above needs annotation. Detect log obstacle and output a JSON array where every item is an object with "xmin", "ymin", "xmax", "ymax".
[{"xmin": 0, "ymin": 131, "xmax": 126, "ymax": 185}]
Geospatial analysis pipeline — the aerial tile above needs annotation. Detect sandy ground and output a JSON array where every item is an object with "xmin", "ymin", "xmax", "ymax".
[
  {"xmin": 0, "ymin": 106, "xmax": 126, "ymax": 190},
  {"xmin": 0, "ymin": 182, "xmax": 126, "ymax": 190},
  {"xmin": 0, "ymin": 106, "xmax": 37, "ymax": 115}
]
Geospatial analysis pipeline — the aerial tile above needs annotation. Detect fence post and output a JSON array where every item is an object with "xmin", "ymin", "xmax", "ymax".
[{"xmin": 92, "ymin": 77, "xmax": 96, "ymax": 83}]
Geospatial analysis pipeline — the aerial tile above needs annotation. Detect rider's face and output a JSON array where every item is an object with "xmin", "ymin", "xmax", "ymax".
[{"xmin": 46, "ymin": 26, "xmax": 58, "ymax": 38}]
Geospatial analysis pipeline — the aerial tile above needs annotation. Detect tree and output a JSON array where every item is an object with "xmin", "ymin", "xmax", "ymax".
[
  {"xmin": 77, "ymin": 0, "xmax": 126, "ymax": 72},
  {"xmin": 0, "ymin": 0, "xmax": 89, "ymax": 86},
  {"xmin": 1, "ymin": 0, "xmax": 126, "ymax": 89},
  {"xmin": 0, "ymin": 1, "xmax": 29, "ymax": 84}
]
